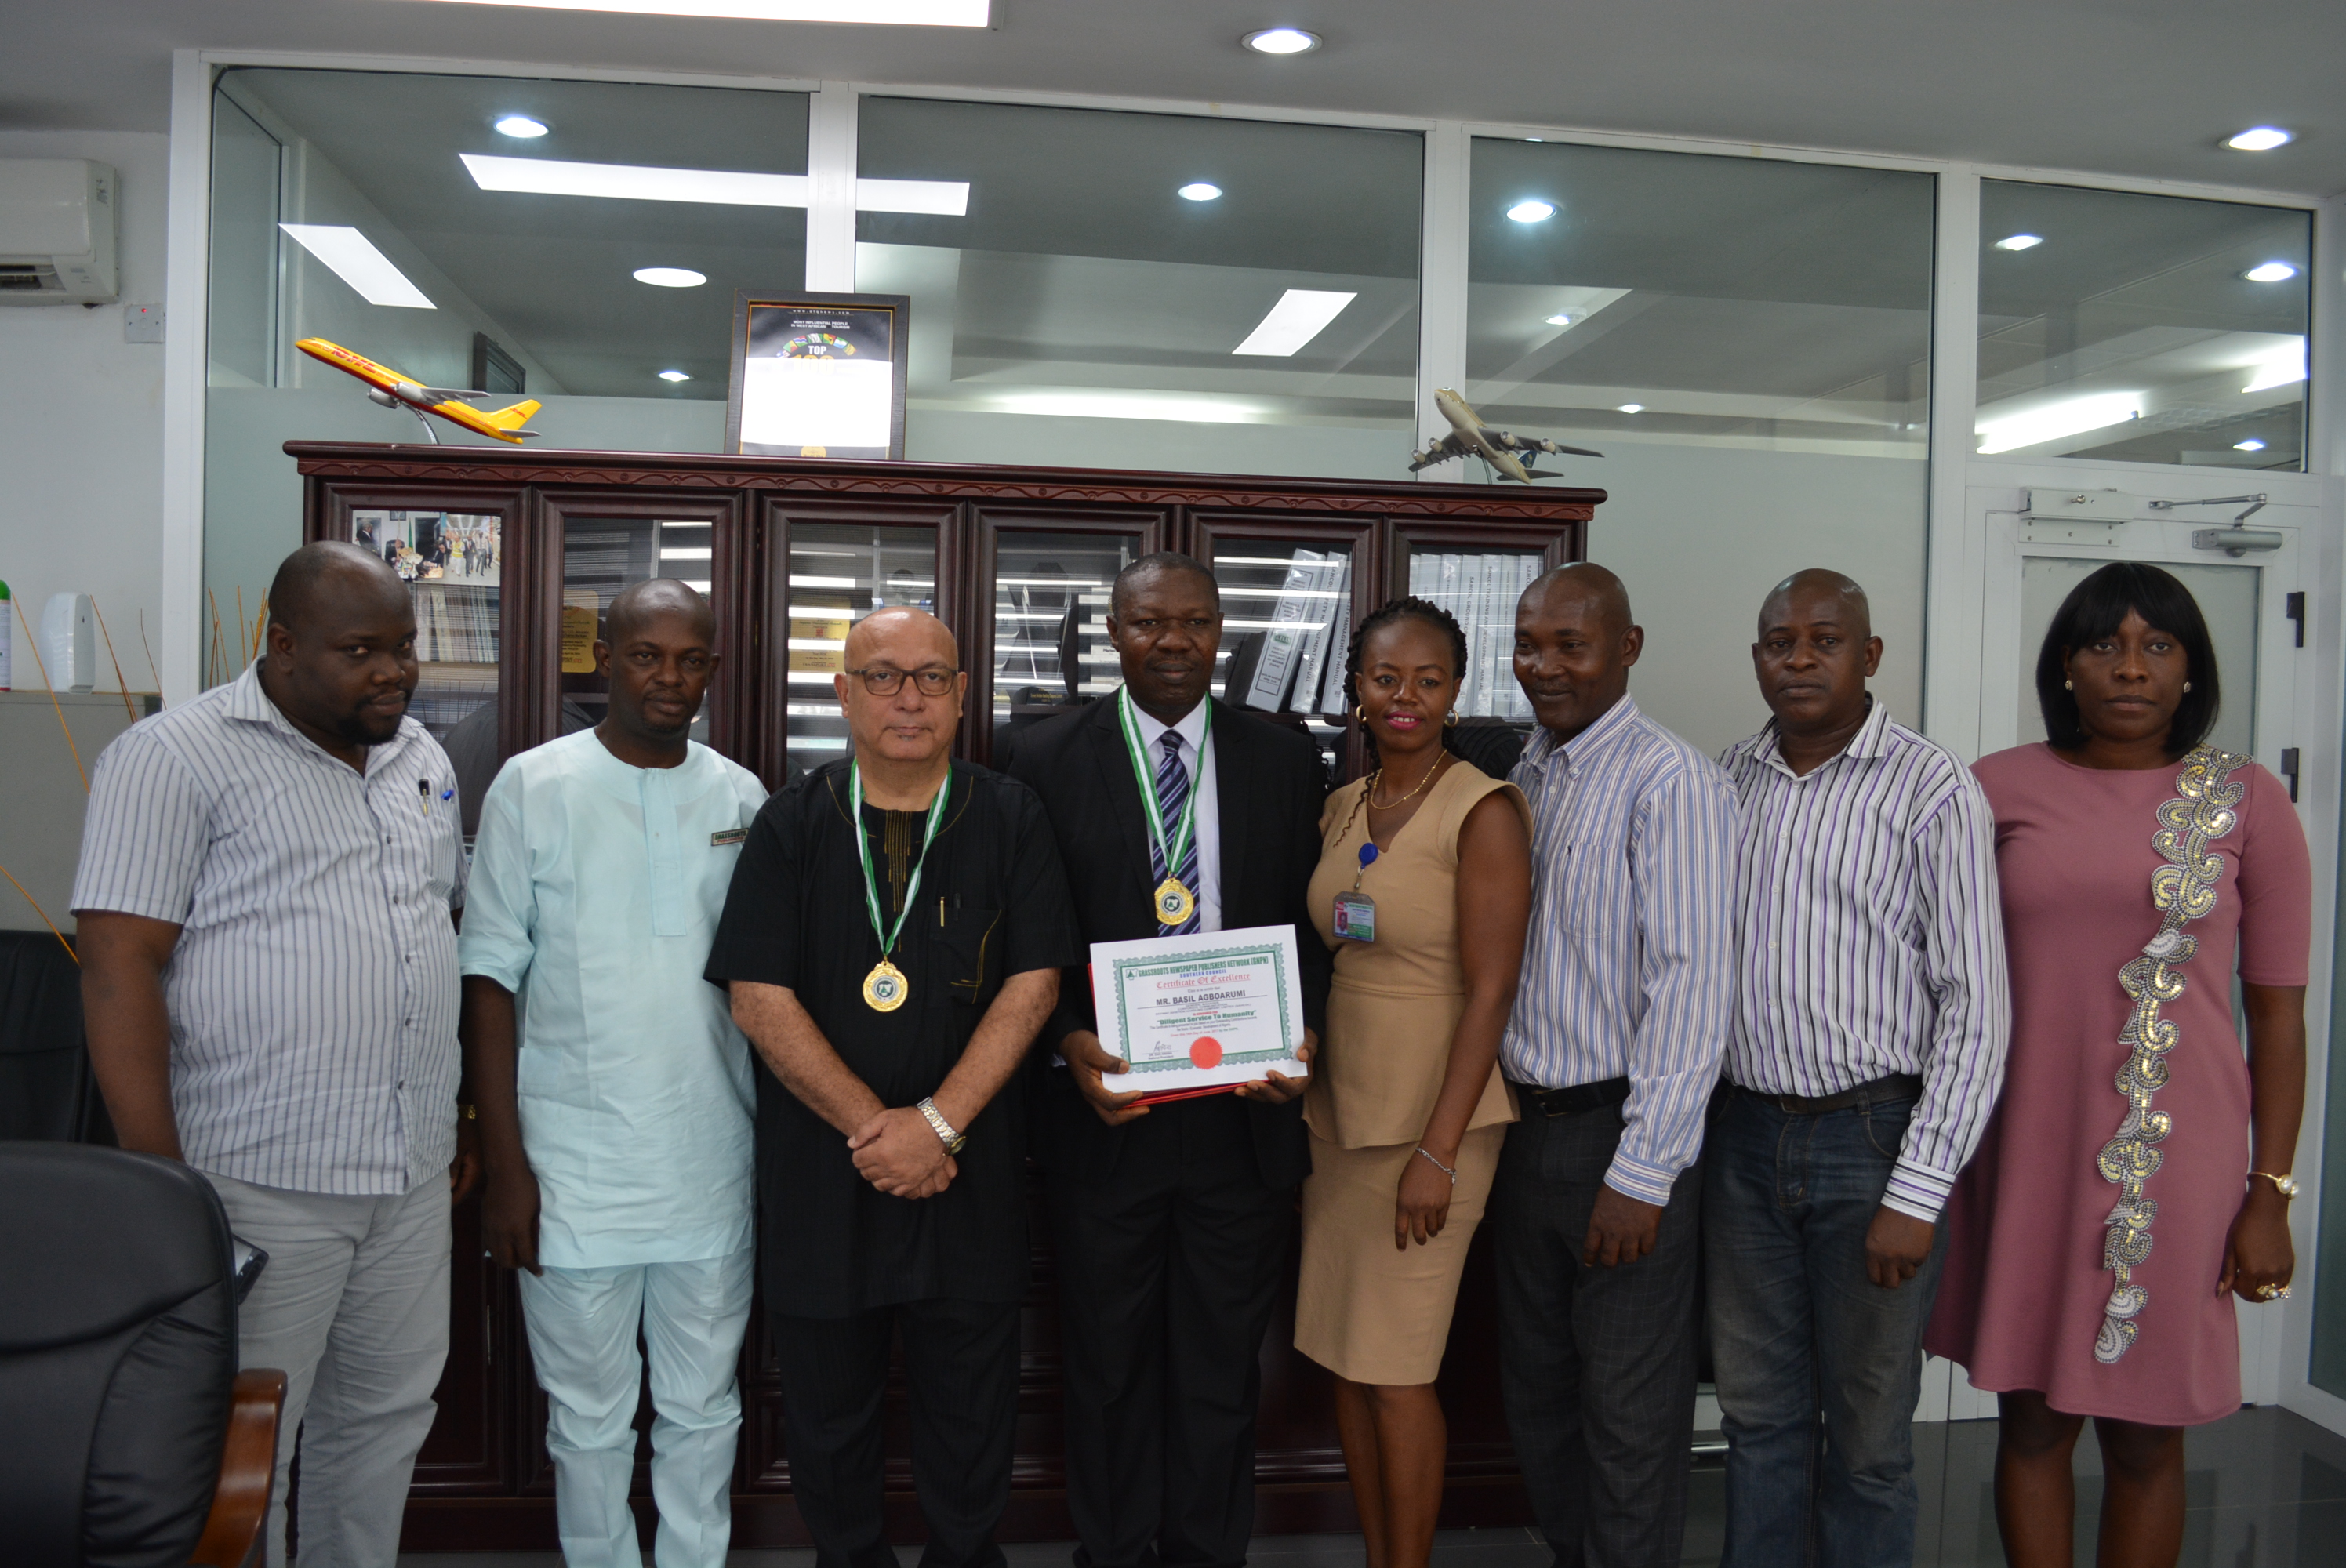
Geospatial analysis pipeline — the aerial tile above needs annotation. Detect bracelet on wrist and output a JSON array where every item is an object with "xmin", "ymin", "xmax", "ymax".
[
  {"xmin": 917, "ymin": 1097, "xmax": 968, "ymax": 1154},
  {"xmin": 2249, "ymin": 1170, "xmax": 2300, "ymax": 1199},
  {"xmin": 1413, "ymin": 1145, "xmax": 1458, "ymax": 1185}
]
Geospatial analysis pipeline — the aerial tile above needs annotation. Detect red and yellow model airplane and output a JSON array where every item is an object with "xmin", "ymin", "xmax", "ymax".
[{"xmin": 296, "ymin": 337, "xmax": 543, "ymax": 445}]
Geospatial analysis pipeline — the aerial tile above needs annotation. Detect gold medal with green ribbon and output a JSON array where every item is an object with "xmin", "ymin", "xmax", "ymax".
[
  {"xmin": 848, "ymin": 760, "xmax": 952, "ymax": 1012},
  {"xmin": 1116, "ymin": 688, "xmax": 1210, "ymax": 927}
]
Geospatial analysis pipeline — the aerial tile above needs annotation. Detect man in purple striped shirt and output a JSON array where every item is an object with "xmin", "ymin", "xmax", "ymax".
[{"xmin": 1709, "ymin": 569, "xmax": 2009, "ymax": 1568}]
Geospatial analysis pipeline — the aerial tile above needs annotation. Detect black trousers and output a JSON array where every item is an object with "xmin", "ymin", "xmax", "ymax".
[
  {"xmin": 1047, "ymin": 1095, "xmax": 1295, "ymax": 1568},
  {"xmin": 770, "ymin": 1296, "xmax": 1022, "ymax": 1568},
  {"xmin": 1491, "ymin": 1103, "xmax": 1704, "ymax": 1568}
]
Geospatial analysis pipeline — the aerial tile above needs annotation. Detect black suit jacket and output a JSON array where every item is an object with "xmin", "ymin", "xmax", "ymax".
[{"xmin": 1000, "ymin": 695, "xmax": 1332, "ymax": 1189}]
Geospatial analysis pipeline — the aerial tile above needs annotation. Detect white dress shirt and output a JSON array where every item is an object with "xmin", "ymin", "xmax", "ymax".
[
  {"xmin": 1127, "ymin": 696, "xmax": 1222, "ymax": 932},
  {"xmin": 459, "ymin": 729, "xmax": 770, "ymax": 1268}
]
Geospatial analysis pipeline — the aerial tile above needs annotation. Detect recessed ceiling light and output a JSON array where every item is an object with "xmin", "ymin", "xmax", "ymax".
[
  {"xmin": 494, "ymin": 114, "xmax": 549, "ymax": 138},
  {"xmin": 634, "ymin": 267, "xmax": 706, "ymax": 287},
  {"xmin": 459, "ymin": 153, "xmax": 968, "ymax": 214},
  {"xmin": 1233, "ymin": 289, "xmax": 1356, "ymax": 356},
  {"xmin": 1242, "ymin": 27, "xmax": 1320, "ymax": 54},
  {"xmin": 2244, "ymin": 261, "xmax": 2298, "ymax": 282},
  {"xmin": 1995, "ymin": 233, "xmax": 2043, "ymax": 251},
  {"xmin": 658, "ymin": 368, "xmax": 692, "ymax": 382},
  {"xmin": 426, "ymin": 0, "xmax": 990, "ymax": 23},
  {"xmin": 1178, "ymin": 182, "xmax": 1222, "ymax": 201},
  {"xmin": 278, "ymin": 224, "xmax": 435, "ymax": 308},
  {"xmin": 1526, "ymin": 136, "xmax": 1544, "ymax": 143},
  {"xmin": 1617, "ymin": 403, "xmax": 1643, "ymax": 414},
  {"xmin": 2226, "ymin": 126, "xmax": 2292, "ymax": 151},
  {"xmin": 2235, "ymin": 438, "xmax": 2268, "ymax": 452},
  {"xmin": 1507, "ymin": 199, "xmax": 1556, "ymax": 223},
  {"xmin": 1545, "ymin": 313, "xmax": 1573, "ymax": 326}
]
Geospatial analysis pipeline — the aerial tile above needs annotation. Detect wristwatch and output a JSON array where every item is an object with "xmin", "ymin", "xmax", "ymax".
[
  {"xmin": 2250, "ymin": 1170, "xmax": 2300, "ymax": 1198},
  {"xmin": 917, "ymin": 1097, "xmax": 968, "ymax": 1154}
]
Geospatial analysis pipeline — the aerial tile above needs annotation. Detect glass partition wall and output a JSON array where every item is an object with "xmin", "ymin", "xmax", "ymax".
[
  {"xmin": 1465, "ymin": 140, "xmax": 1935, "ymax": 753},
  {"xmin": 202, "ymin": 69, "xmax": 810, "ymax": 673},
  {"xmin": 1975, "ymin": 181, "xmax": 2311, "ymax": 470},
  {"xmin": 856, "ymin": 97, "xmax": 1423, "ymax": 479}
]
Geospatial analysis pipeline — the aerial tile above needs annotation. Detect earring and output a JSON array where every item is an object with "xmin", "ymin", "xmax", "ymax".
[
  {"xmin": 2184, "ymin": 681, "xmax": 2193, "ymax": 692},
  {"xmin": 1444, "ymin": 710, "xmax": 1459, "ymax": 728},
  {"xmin": 1354, "ymin": 704, "xmax": 1365, "ymax": 724},
  {"xmin": 2064, "ymin": 679, "xmax": 2073, "ymax": 691}
]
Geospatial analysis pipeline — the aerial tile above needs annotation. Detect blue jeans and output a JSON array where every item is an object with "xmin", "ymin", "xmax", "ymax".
[{"xmin": 1703, "ymin": 1087, "xmax": 1949, "ymax": 1568}]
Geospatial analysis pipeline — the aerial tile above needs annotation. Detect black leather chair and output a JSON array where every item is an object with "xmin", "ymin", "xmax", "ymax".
[
  {"xmin": 0, "ymin": 929, "xmax": 114, "ymax": 1144},
  {"xmin": 0, "ymin": 1142, "xmax": 285, "ymax": 1567}
]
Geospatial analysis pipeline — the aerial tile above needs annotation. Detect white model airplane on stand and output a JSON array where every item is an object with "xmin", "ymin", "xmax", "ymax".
[{"xmin": 1409, "ymin": 387, "xmax": 1601, "ymax": 483}]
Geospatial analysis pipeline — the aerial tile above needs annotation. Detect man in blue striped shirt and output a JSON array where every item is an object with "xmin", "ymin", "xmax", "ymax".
[
  {"xmin": 1709, "ymin": 570, "xmax": 2007, "ymax": 1568},
  {"xmin": 1494, "ymin": 564, "xmax": 1736, "ymax": 1568}
]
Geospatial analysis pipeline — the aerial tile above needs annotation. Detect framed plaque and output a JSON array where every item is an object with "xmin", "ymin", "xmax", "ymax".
[{"xmin": 724, "ymin": 291, "xmax": 910, "ymax": 459}]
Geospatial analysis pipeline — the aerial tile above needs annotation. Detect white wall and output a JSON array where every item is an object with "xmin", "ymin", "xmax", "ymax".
[{"xmin": 0, "ymin": 130, "xmax": 169, "ymax": 696}]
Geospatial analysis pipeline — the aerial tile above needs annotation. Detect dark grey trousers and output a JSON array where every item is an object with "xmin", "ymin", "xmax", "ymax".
[{"xmin": 1492, "ymin": 1103, "xmax": 1704, "ymax": 1568}]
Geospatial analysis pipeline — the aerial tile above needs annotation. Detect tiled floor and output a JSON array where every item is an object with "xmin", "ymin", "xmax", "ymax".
[{"xmin": 398, "ymin": 1406, "xmax": 2346, "ymax": 1568}]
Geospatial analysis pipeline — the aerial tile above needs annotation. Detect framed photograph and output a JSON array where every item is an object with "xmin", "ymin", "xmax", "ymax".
[{"xmin": 724, "ymin": 291, "xmax": 910, "ymax": 459}]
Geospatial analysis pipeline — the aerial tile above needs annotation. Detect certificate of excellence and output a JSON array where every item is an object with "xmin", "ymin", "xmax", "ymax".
[{"xmin": 1088, "ymin": 924, "xmax": 1309, "ymax": 1098}]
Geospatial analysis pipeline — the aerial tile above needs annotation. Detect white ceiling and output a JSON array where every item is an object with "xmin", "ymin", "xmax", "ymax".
[{"xmin": 12, "ymin": 0, "xmax": 2345, "ymax": 198}]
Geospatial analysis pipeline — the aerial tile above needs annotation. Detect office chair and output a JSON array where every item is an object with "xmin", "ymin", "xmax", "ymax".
[{"xmin": 0, "ymin": 1142, "xmax": 286, "ymax": 1568}]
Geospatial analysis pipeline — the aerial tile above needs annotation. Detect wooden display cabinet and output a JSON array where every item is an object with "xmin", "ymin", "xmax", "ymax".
[{"xmin": 290, "ymin": 442, "xmax": 1600, "ymax": 1551}]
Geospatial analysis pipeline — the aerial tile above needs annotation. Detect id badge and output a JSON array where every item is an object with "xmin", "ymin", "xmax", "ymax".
[{"xmin": 1332, "ymin": 891, "xmax": 1377, "ymax": 943}]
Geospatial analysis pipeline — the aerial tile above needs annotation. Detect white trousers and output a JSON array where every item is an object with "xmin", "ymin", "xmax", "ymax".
[
  {"xmin": 518, "ymin": 1250, "xmax": 755, "ymax": 1568},
  {"xmin": 205, "ymin": 1171, "xmax": 452, "ymax": 1568}
]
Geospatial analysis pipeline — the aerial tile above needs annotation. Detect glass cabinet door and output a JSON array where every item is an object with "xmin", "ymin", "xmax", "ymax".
[
  {"xmin": 1401, "ymin": 543, "xmax": 1547, "ymax": 723},
  {"xmin": 1194, "ymin": 519, "xmax": 1376, "ymax": 781},
  {"xmin": 783, "ymin": 521, "xmax": 942, "ymax": 779},
  {"xmin": 558, "ymin": 515, "xmax": 719, "ymax": 745},
  {"xmin": 980, "ymin": 521, "xmax": 1161, "ymax": 761},
  {"xmin": 347, "ymin": 506, "xmax": 507, "ymax": 837}
]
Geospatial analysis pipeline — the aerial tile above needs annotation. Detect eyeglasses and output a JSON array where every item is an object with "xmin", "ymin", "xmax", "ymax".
[{"xmin": 845, "ymin": 666, "xmax": 959, "ymax": 697}]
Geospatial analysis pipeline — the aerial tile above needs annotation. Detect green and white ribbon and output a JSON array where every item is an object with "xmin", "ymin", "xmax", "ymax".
[
  {"xmin": 1115, "ymin": 687, "xmax": 1210, "ymax": 885},
  {"xmin": 848, "ymin": 760, "xmax": 952, "ymax": 960}
]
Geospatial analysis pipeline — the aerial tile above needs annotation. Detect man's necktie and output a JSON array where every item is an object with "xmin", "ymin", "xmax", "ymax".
[{"xmin": 1156, "ymin": 729, "xmax": 1203, "ymax": 935}]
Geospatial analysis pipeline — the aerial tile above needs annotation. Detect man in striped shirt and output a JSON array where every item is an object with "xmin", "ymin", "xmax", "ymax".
[
  {"xmin": 74, "ymin": 542, "xmax": 473, "ymax": 1568},
  {"xmin": 1494, "ymin": 564, "xmax": 1737, "ymax": 1568},
  {"xmin": 1709, "ymin": 569, "xmax": 2008, "ymax": 1568}
]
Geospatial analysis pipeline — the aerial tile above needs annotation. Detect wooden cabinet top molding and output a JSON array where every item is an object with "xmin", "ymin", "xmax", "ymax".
[{"xmin": 284, "ymin": 441, "xmax": 1606, "ymax": 521}]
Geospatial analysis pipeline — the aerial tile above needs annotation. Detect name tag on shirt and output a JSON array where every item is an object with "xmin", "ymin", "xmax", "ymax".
[{"xmin": 710, "ymin": 828, "xmax": 748, "ymax": 847}]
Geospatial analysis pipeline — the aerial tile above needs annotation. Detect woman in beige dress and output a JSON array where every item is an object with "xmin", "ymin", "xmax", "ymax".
[{"xmin": 1295, "ymin": 597, "xmax": 1533, "ymax": 1568}]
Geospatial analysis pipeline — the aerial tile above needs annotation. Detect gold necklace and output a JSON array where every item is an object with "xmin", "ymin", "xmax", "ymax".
[{"xmin": 1367, "ymin": 751, "xmax": 1447, "ymax": 811}]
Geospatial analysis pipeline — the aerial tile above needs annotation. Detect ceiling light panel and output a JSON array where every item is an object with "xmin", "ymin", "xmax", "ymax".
[
  {"xmin": 2242, "ymin": 343, "xmax": 2306, "ymax": 393},
  {"xmin": 459, "ymin": 154, "xmax": 968, "ymax": 215},
  {"xmin": 427, "ymin": 0, "xmax": 989, "ymax": 22},
  {"xmin": 1975, "ymin": 392, "xmax": 2142, "ymax": 454},
  {"xmin": 2225, "ymin": 126, "xmax": 2292, "ymax": 151},
  {"xmin": 278, "ymin": 224, "xmax": 435, "ymax": 308},
  {"xmin": 1232, "ymin": 289, "xmax": 1356, "ymax": 356}
]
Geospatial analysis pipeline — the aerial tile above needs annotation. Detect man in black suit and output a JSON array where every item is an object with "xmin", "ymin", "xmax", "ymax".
[{"xmin": 1001, "ymin": 551, "xmax": 1331, "ymax": 1568}]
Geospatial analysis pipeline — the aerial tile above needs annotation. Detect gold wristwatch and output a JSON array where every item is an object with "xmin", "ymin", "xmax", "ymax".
[
  {"xmin": 917, "ymin": 1097, "xmax": 967, "ymax": 1154},
  {"xmin": 2250, "ymin": 1170, "xmax": 2299, "ymax": 1198}
]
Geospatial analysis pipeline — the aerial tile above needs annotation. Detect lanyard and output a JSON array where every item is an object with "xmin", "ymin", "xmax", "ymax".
[
  {"xmin": 847, "ymin": 761, "xmax": 951, "ymax": 961},
  {"xmin": 1116, "ymin": 687, "xmax": 1211, "ymax": 882}
]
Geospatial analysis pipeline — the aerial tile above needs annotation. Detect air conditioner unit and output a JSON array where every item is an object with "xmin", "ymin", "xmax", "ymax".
[{"xmin": 0, "ymin": 159, "xmax": 118, "ymax": 305}]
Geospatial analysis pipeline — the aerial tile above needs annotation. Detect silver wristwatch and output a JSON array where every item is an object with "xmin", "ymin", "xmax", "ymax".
[{"xmin": 917, "ymin": 1096, "xmax": 967, "ymax": 1154}]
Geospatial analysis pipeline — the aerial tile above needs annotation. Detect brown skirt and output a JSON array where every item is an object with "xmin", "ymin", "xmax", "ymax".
[{"xmin": 1293, "ymin": 1123, "xmax": 1505, "ymax": 1386}]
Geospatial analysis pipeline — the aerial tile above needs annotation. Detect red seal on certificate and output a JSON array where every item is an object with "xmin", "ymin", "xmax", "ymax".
[{"xmin": 1189, "ymin": 1036, "xmax": 1223, "ymax": 1069}]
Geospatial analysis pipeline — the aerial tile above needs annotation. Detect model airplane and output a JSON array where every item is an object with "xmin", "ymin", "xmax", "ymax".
[
  {"xmin": 1410, "ymin": 387, "xmax": 1600, "ymax": 482},
  {"xmin": 296, "ymin": 337, "xmax": 543, "ymax": 445}
]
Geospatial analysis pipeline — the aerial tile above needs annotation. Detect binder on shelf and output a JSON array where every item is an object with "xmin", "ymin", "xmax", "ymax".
[{"xmin": 1243, "ymin": 548, "xmax": 1322, "ymax": 712}]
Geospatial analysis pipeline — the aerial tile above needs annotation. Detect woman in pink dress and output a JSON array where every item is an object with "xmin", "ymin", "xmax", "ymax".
[{"xmin": 1925, "ymin": 562, "xmax": 2309, "ymax": 1568}]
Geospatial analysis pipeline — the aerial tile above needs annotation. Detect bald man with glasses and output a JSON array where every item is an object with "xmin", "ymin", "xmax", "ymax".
[{"xmin": 706, "ymin": 608, "xmax": 1081, "ymax": 1568}]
